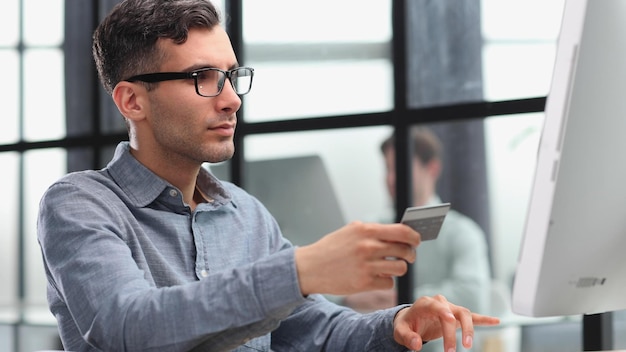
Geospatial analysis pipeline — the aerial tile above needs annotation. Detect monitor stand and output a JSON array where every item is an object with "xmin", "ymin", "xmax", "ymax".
[{"xmin": 583, "ymin": 312, "xmax": 613, "ymax": 351}]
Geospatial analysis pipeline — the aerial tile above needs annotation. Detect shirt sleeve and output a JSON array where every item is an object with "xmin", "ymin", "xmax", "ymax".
[
  {"xmin": 271, "ymin": 296, "xmax": 411, "ymax": 351},
  {"xmin": 38, "ymin": 180, "xmax": 307, "ymax": 351}
]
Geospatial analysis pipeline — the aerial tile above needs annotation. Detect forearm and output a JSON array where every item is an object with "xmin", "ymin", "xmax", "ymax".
[
  {"xmin": 272, "ymin": 298, "xmax": 408, "ymax": 351},
  {"xmin": 324, "ymin": 305, "xmax": 409, "ymax": 351}
]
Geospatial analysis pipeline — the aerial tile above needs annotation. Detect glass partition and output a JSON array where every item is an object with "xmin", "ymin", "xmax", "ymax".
[
  {"xmin": 0, "ymin": 152, "xmax": 19, "ymax": 317},
  {"xmin": 243, "ymin": 60, "xmax": 393, "ymax": 122},
  {"xmin": 243, "ymin": 0, "xmax": 393, "ymax": 121},
  {"xmin": 0, "ymin": 50, "xmax": 20, "ymax": 145},
  {"xmin": 23, "ymin": 0, "xmax": 64, "ymax": 46},
  {"xmin": 481, "ymin": 0, "xmax": 565, "ymax": 101},
  {"xmin": 23, "ymin": 49, "xmax": 65, "ymax": 142},
  {"xmin": 22, "ymin": 148, "xmax": 66, "ymax": 324}
]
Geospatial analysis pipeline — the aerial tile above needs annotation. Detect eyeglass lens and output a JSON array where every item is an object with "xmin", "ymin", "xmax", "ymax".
[{"xmin": 196, "ymin": 68, "xmax": 253, "ymax": 96}]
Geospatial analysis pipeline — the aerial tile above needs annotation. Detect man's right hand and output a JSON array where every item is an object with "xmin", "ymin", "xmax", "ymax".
[{"xmin": 294, "ymin": 221, "xmax": 420, "ymax": 296}]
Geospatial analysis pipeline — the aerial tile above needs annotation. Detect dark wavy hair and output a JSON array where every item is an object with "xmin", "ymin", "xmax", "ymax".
[{"xmin": 92, "ymin": 0, "xmax": 222, "ymax": 94}]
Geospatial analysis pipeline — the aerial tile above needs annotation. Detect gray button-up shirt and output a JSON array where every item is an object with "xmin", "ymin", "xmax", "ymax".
[{"xmin": 37, "ymin": 142, "xmax": 408, "ymax": 352}]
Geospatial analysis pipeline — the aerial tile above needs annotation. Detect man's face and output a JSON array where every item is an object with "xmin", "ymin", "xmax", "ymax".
[
  {"xmin": 383, "ymin": 147, "xmax": 435, "ymax": 207},
  {"xmin": 140, "ymin": 26, "xmax": 242, "ymax": 165}
]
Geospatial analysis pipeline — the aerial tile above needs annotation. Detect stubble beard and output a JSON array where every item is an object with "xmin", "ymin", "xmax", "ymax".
[{"xmin": 203, "ymin": 138, "xmax": 235, "ymax": 164}]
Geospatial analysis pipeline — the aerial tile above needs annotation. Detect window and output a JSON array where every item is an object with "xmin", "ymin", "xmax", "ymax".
[
  {"xmin": 243, "ymin": 0, "xmax": 393, "ymax": 121},
  {"xmin": 6, "ymin": 1, "xmax": 622, "ymax": 351}
]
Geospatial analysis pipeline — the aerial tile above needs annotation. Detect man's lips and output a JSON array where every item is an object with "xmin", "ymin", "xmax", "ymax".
[{"xmin": 209, "ymin": 123, "xmax": 236, "ymax": 137}]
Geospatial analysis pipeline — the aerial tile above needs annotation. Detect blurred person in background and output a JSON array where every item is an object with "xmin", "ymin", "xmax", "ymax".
[{"xmin": 343, "ymin": 126, "xmax": 491, "ymax": 314}]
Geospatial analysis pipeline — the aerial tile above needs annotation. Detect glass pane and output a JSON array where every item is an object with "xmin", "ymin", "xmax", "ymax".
[
  {"xmin": 18, "ymin": 325, "xmax": 63, "ymax": 350},
  {"xmin": 241, "ymin": 0, "xmax": 392, "ymax": 121},
  {"xmin": 0, "ymin": 50, "xmax": 20, "ymax": 144},
  {"xmin": 407, "ymin": 0, "xmax": 565, "ymax": 108},
  {"xmin": 23, "ymin": 48, "xmax": 65, "ymax": 141},
  {"xmin": 0, "ymin": 0, "xmax": 19, "ymax": 46},
  {"xmin": 0, "ymin": 326, "xmax": 14, "ymax": 351},
  {"xmin": 23, "ymin": 148, "xmax": 66, "ymax": 321},
  {"xmin": 23, "ymin": 0, "xmax": 64, "ymax": 46},
  {"xmin": 244, "ymin": 60, "xmax": 393, "ymax": 122},
  {"xmin": 481, "ymin": 0, "xmax": 566, "ymax": 101},
  {"xmin": 481, "ymin": 0, "xmax": 564, "ymax": 41},
  {"xmin": 243, "ymin": 0, "xmax": 391, "ymax": 43},
  {"xmin": 484, "ymin": 113, "xmax": 543, "ymax": 284},
  {"xmin": 244, "ymin": 127, "xmax": 394, "ymax": 223},
  {"xmin": 486, "ymin": 114, "xmax": 544, "ymax": 348},
  {"xmin": 482, "ymin": 43, "xmax": 557, "ymax": 100},
  {"xmin": 0, "ymin": 152, "xmax": 19, "ymax": 310}
]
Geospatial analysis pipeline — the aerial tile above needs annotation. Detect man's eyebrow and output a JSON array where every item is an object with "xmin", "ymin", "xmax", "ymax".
[{"xmin": 183, "ymin": 63, "xmax": 241, "ymax": 71}]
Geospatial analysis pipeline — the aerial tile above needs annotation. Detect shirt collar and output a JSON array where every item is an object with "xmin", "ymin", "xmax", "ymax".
[{"xmin": 106, "ymin": 142, "xmax": 232, "ymax": 208}]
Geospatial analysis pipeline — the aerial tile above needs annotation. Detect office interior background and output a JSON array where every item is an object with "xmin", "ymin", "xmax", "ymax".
[{"xmin": 1, "ymin": 0, "xmax": 625, "ymax": 351}]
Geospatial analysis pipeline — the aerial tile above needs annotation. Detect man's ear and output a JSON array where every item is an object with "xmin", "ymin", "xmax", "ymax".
[{"xmin": 112, "ymin": 81, "xmax": 148, "ymax": 123}]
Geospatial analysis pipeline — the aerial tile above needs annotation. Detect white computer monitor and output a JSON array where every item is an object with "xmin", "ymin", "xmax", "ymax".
[{"xmin": 512, "ymin": 0, "xmax": 626, "ymax": 317}]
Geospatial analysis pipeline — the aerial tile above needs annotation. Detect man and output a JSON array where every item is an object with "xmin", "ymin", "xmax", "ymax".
[
  {"xmin": 344, "ymin": 127, "xmax": 491, "ymax": 315},
  {"xmin": 37, "ymin": 1, "xmax": 498, "ymax": 351}
]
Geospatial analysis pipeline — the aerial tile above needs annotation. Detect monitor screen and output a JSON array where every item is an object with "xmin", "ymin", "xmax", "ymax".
[{"xmin": 512, "ymin": 0, "xmax": 626, "ymax": 317}]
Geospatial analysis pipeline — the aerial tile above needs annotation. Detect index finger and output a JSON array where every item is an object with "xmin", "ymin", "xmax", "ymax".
[
  {"xmin": 459, "ymin": 312, "xmax": 500, "ymax": 349},
  {"xmin": 379, "ymin": 223, "xmax": 421, "ymax": 248}
]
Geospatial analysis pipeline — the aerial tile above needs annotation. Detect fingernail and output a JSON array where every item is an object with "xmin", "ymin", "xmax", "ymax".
[
  {"xmin": 465, "ymin": 335, "xmax": 473, "ymax": 346},
  {"xmin": 410, "ymin": 338, "xmax": 418, "ymax": 349},
  {"xmin": 448, "ymin": 348, "xmax": 455, "ymax": 352}
]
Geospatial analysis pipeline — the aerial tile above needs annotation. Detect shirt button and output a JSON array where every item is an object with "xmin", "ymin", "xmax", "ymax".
[
  {"xmin": 200, "ymin": 269, "xmax": 209, "ymax": 277},
  {"xmin": 169, "ymin": 189, "xmax": 178, "ymax": 197}
]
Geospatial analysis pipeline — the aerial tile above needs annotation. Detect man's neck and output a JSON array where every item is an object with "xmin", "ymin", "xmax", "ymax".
[{"xmin": 128, "ymin": 145, "xmax": 203, "ymax": 208}]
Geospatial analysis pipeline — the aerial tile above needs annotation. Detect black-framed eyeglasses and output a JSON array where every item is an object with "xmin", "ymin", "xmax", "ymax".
[{"xmin": 125, "ymin": 67, "xmax": 254, "ymax": 97}]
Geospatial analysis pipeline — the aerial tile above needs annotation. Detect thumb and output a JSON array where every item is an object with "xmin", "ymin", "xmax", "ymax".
[
  {"xmin": 398, "ymin": 331, "xmax": 423, "ymax": 351},
  {"xmin": 393, "ymin": 311, "xmax": 424, "ymax": 350}
]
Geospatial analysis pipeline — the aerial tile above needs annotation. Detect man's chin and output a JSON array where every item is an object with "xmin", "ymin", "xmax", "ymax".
[
  {"xmin": 205, "ymin": 150, "xmax": 235, "ymax": 164},
  {"xmin": 202, "ymin": 141, "xmax": 235, "ymax": 163}
]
